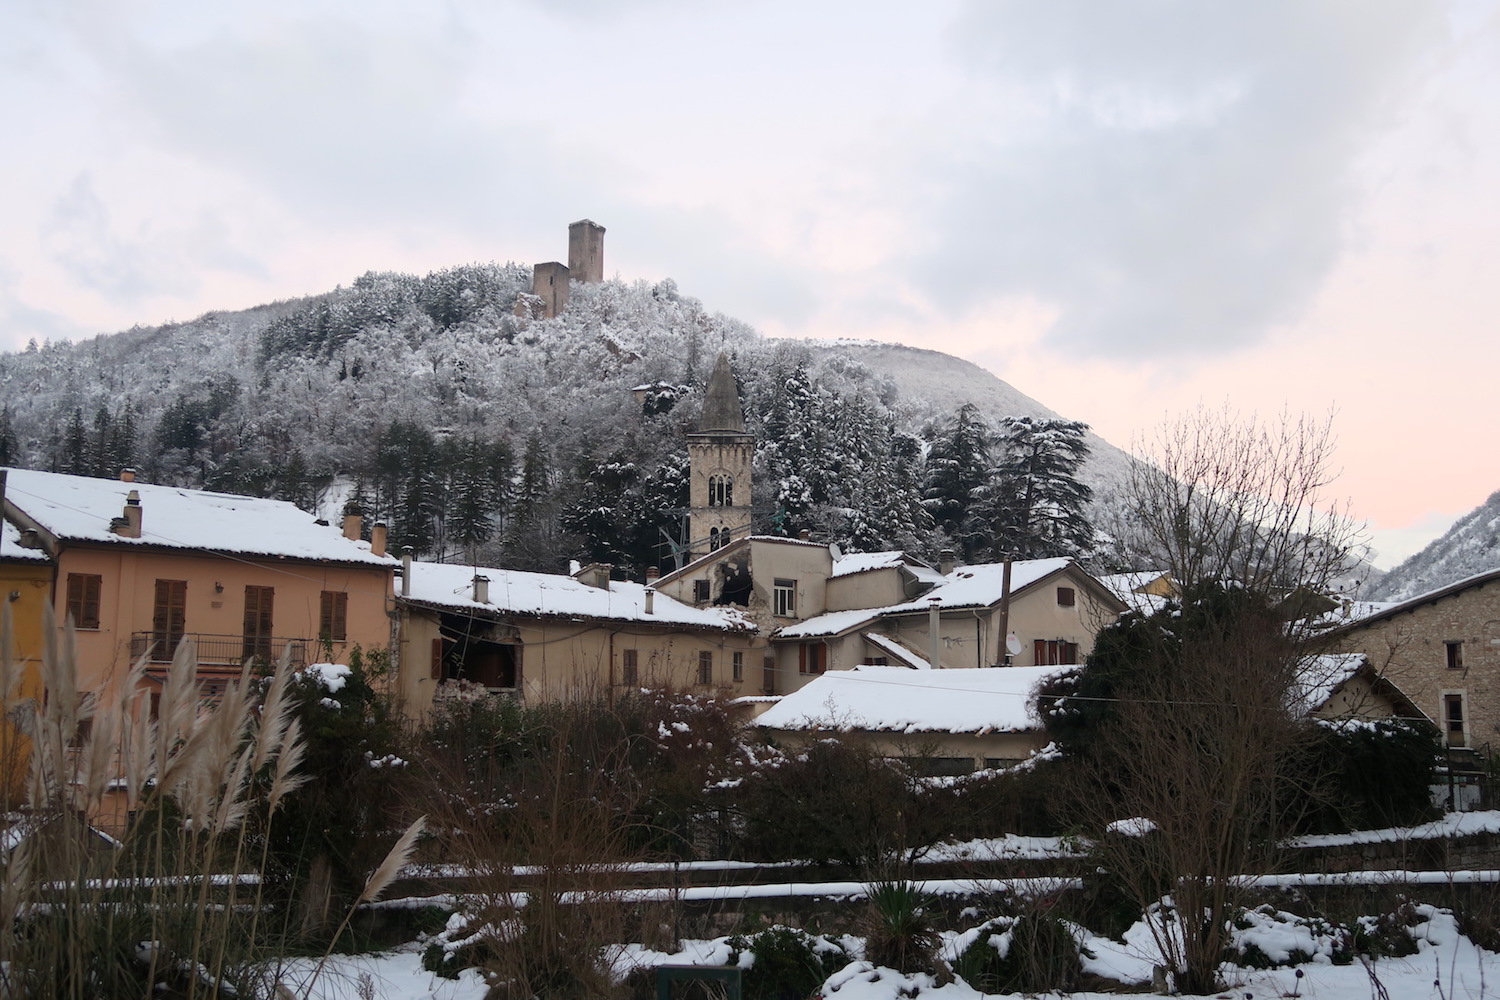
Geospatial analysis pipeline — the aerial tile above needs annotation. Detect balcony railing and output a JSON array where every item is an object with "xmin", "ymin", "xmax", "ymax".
[{"xmin": 129, "ymin": 632, "xmax": 314, "ymax": 668}]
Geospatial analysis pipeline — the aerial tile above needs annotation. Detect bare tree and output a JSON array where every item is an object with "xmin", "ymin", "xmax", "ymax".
[{"xmin": 1050, "ymin": 406, "xmax": 1365, "ymax": 994}]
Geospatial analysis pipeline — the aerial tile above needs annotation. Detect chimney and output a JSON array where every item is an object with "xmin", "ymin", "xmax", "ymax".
[
  {"xmin": 342, "ymin": 500, "xmax": 363, "ymax": 541},
  {"xmin": 939, "ymin": 549, "xmax": 955, "ymax": 576},
  {"xmin": 645, "ymin": 565, "xmax": 660, "ymax": 585},
  {"xmin": 120, "ymin": 467, "xmax": 136, "ymax": 483},
  {"xmin": 929, "ymin": 597, "xmax": 942, "ymax": 670},
  {"xmin": 370, "ymin": 521, "xmax": 388, "ymax": 558},
  {"xmin": 401, "ymin": 545, "xmax": 413, "ymax": 597},
  {"xmin": 798, "ymin": 529, "xmax": 811, "ymax": 541},
  {"xmin": 644, "ymin": 587, "xmax": 655, "ymax": 615},
  {"xmin": 112, "ymin": 489, "xmax": 143, "ymax": 538},
  {"xmin": 573, "ymin": 562, "xmax": 613, "ymax": 590},
  {"xmin": 472, "ymin": 574, "xmax": 490, "ymax": 604}
]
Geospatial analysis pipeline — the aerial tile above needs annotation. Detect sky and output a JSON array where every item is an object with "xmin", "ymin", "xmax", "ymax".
[{"xmin": 2, "ymin": 1, "xmax": 1497, "ymax": 569}]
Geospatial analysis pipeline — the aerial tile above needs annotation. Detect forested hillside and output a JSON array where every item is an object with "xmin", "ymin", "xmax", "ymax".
[
  {"xmin": 1373, "ymin": 489, "xmax": 1500, "ymax": 601},
  {"xmin": 0, "ymin": 266, "xmax": 1134, "ymax": 576}
]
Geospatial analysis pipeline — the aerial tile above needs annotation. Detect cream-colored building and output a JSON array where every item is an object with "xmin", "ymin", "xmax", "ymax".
[
  {"xmin": 653, "ymin": 536, "xmax": 1126, "ymax": 697},
  {"xmin": 395, "ymin": 559, "xmax": 761, "ymax": 715}
]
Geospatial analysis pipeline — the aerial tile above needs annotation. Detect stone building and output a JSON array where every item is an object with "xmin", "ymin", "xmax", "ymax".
[
  {"xmin": 526, "ymin": 219, "xmax": 607, "ymax": 319},
  {"xmin": 1327, "ymin": 569, "xmax": 1500, "ymax": 752},
  {"xmin": 687, "ymin": 353, "xmax": 754, "ymax": 558}
]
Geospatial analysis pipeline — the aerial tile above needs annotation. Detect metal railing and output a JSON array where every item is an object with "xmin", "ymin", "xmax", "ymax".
[{"xmin": 129, "ymin": 632, "xmax": 313, "ymax": 667}]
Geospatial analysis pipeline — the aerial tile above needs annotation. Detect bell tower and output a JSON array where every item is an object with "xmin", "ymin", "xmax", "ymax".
[{"xmin": 688, "ymin": 353, "xmax": 753, "ymax": 558}]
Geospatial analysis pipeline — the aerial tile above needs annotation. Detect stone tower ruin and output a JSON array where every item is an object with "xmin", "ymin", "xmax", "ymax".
[{"xmin": 527, "ymin": 220, "xmax": 606, "ymax": 319}]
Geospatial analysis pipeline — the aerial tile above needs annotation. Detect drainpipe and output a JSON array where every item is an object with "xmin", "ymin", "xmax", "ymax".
[{"xmin": 928, "ymin": 597, "xmax": 942, "ymax": 669}]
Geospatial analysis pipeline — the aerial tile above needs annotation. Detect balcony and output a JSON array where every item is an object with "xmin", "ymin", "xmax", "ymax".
[{"xmin": 129, "ymin": 632, "xmax": 314, "ymax": 668}]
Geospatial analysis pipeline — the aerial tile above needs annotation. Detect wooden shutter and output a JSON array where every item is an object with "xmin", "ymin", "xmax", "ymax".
[
  {"xmin": 153, "ymin": 580, "xmax": 186, "ymax": 657},
  {"xmin": 1033, "ymin": 639, "xmax": 1047, "ymax": 665},
  {"xmin": 430, "ymin": 638, "xmax": 444, "ymax": 680},
  {"xmin": 320, "ymin": 591, "xmax": 348, "ymax": 641},
  {"xmin": 242, "ymin": 585, "xmax": 273, "ymax": 659}
]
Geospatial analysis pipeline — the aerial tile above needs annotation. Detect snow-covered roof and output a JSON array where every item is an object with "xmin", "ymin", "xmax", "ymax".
[
  {"xmin": 777, "ymin": 557, "xmax": 1085, "ymax": 639},
  {"xmin": 755, "ymin": 664, "xmax": 1070, "ymax": 735},
  {"xmin": 1, "ymin": 519, "xmax": 47, "ymax": 562},
  {"xmin": 2, "ymin": 468, "xmax": 394, "ymax": 567},
  {"xmin": 1291, "ymin": 653, "xmax": 1369, "ymax": 716},
  {"xmin": 830, "ymin": 551, "xmax": 906, "ymax": 578},
  {"xmin": 1324, "ymin": 567, "xmax": 1500, "ymax": 634},
  {"xmin": 403, "ymin": 561, "xmax": 755, "ymax": 632},
  {"xmin": 862, "ymin": 632, "xmax": 931, "ymax": 668}
]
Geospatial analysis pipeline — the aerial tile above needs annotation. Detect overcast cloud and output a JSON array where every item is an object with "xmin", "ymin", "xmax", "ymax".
[{"xmin": 0, "ymin": 0, "xmax": 1496, "ymax": 564}]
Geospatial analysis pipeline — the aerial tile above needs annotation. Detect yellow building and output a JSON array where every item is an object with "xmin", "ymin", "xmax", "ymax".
[
  {"xmin": 1, "ymin": 467, "xmax": 397, "ymax": 702},
  {"xmin": 0, "ymin": 513, "xmax": 51, "ymax": 805}
]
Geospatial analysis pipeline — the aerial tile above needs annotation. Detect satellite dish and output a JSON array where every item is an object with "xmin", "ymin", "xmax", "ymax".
[
  {"xmin": 829, "ymin": 543, "xmax": 843, "ymax": 561},
  {"xmin": 1005, "ymin": 632, "xmax": 1022, "ymax": 656}
]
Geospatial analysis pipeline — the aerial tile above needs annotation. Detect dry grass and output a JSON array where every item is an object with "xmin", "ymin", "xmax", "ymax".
[{"xmin": 0, "ymin": 609, "xmax": 380, "ymax": 1000}]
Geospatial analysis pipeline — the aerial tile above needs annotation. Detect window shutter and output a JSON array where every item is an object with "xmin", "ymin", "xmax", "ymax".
[
  {"xmin": 1033, "ymin": 639, "xmax": 1047, "ymax": 665},
  {"xmin": 430, "ymin": 638, "xmax": 444, "ymax": 680}
]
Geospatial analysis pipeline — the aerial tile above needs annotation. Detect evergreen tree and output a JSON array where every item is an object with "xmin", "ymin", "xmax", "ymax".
[
  {"xmin": 446, "ymin": 435, "xmax": 502, "ymax": 561},
  {"xmin": 0, "ymin": 407, "xmax": 18, "ymax": 467},
  {"xmin": 982, "ymin": 416, "xmax": 1094, "ymax": 559},
  {"xmin": 60, "ymin": 407, "xmax": 88, "ymax": 475},
  {"xmin": 922, "ymin": 403, "xmax": 993, "ymax": 561}
]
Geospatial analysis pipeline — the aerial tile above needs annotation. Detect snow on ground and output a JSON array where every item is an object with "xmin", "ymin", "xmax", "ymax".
[
  {"xmin": 279, "ymin": 945, "xmax": 487, "ymax": 999},
  {"xmin": 1289, "ymin": 809, "xmax": 1500, "ymax": 848}
]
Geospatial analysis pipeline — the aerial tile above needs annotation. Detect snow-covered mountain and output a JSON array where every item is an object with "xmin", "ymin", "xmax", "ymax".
[
  {"xmin": 0, "ymin": 266, "xmax": 1135, "ymax": 569},
  {"xmin": 1371, "ymin": 490, "xmax": 1500, "ymax": 602}
]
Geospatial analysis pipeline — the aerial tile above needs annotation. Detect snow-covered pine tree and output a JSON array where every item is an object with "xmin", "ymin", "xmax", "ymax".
[
  {"xmin": 982, "ymin": 416, "xmax": 1094, "ymax": 559},
  {"xmin": 922, "ymin": 403, "xmax": 993, "ymax": 561}
]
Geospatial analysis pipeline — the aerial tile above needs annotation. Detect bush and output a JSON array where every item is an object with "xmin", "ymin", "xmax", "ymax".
[
  {"xmin": 953, "ymin": 911, "xmax": 1085, "ymax": 994},
  {"xmin": 728, "ymin": 739, "xmax": 945, "ymax": 869},
  {"xmin": 861, "ymin": 881, "xmax": 946, "ymax": 979},
  {"xmin": 725, "ymin": 926, "xmax": 852, "ymax": 1000},
  {"xmin": 1298, "ymin": 718, "xmax": 1442, "ymax": 834}
]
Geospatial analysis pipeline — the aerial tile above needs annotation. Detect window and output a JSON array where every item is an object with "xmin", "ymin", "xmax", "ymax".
[
  {"xmin": 152, "ymin": 580, "xmax": 187, "ymax": 659},
  {"xmin": 762, "ymin": 655, "xmax": 777, "ymax": 694},
  {"xmin": 242, "ymin": 585, "xmax": 274, "ymax": 661},
  {"xmin": 1444, "ymin": 692, "xmax": 1467, "ymax": 746},
  {"xmin": 732, "ymin": 651, "xmax": 744, "ymax": 681},
  {"xmin": 698, "ymin": 650, "xmax": 713, "ymax": 685},
  {"xmin": 709, "ymin": 527, "xmax": 723, "ymax": 551},
  {"xmin": 1056, "ymin": 586, "xmax": 1076, "ymax": 608},
  {"xmin": 319, "ymin": 591, "xmax": 348, "ymax": 642},
  {"xmin": 66, "ymin": 573, "xmax": 102, "ymax": 629},
  {"xmin": 1033, "ymin": 639, "xmax": 1079, "ymax": 666},
  {"xmin": 693, "ymin": 579, "xmax": 711, "ymax": 603},
  {"xmin": 622, "ymin": 649, "xmax": 639, "ymax": 686},
  {"xmin": 708, "ymin": 475, "xmax": 733, "ymax": 508},
  {"xmin": 1446, "ymin": 641, "xmax": 1465, "ymax": 669},
  {"xmin": 862, "ymin": 656, "xmax": 889, "ymax": 666},
  {"xmin": 773, "ymin": 578, "xmax": 797, "ymax": 618},
  {"xmin": 798, "ymin": 643, "xmax": 825, "ymax": 675}
]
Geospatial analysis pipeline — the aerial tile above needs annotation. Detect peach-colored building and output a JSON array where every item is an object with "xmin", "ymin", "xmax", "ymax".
[{"xmin": 1, "ymin": 468, "xmax": 397, "ymax": 699}]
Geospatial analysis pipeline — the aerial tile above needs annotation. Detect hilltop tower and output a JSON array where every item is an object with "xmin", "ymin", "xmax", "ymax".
[
  {"xmin": 687, "ymin": 353, "xmax": 753, "ymax": 558},
  {"xmin": 568, "ymin": 219, "xmax": 606, "ymax": 284}
]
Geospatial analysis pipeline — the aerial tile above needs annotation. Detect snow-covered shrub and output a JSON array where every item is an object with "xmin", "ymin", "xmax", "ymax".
[
  {"xmin": 723, "ymin": 926, "xmax": 852, "ymax": 1000},
  {"xmin": 861, "ymin": 881, "xmax": 945, "ymax": 979},
  {"xmin": 1224, "ymin": 905, "xmax": 1352, "ymax": 968},
  {"xmin": 952, "ymin": 910, "xmax": 1088, "ymax": 993}
]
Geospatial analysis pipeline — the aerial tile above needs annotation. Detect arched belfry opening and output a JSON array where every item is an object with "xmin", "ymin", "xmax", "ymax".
[{"xmin": 687, "ymin": 353, "xmax": 753, "ymax": 559}]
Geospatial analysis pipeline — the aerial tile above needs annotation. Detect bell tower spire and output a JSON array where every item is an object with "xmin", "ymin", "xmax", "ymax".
[{"xmin": 687, "ymin": 353, "xmax": 753, "ymax": 558}]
